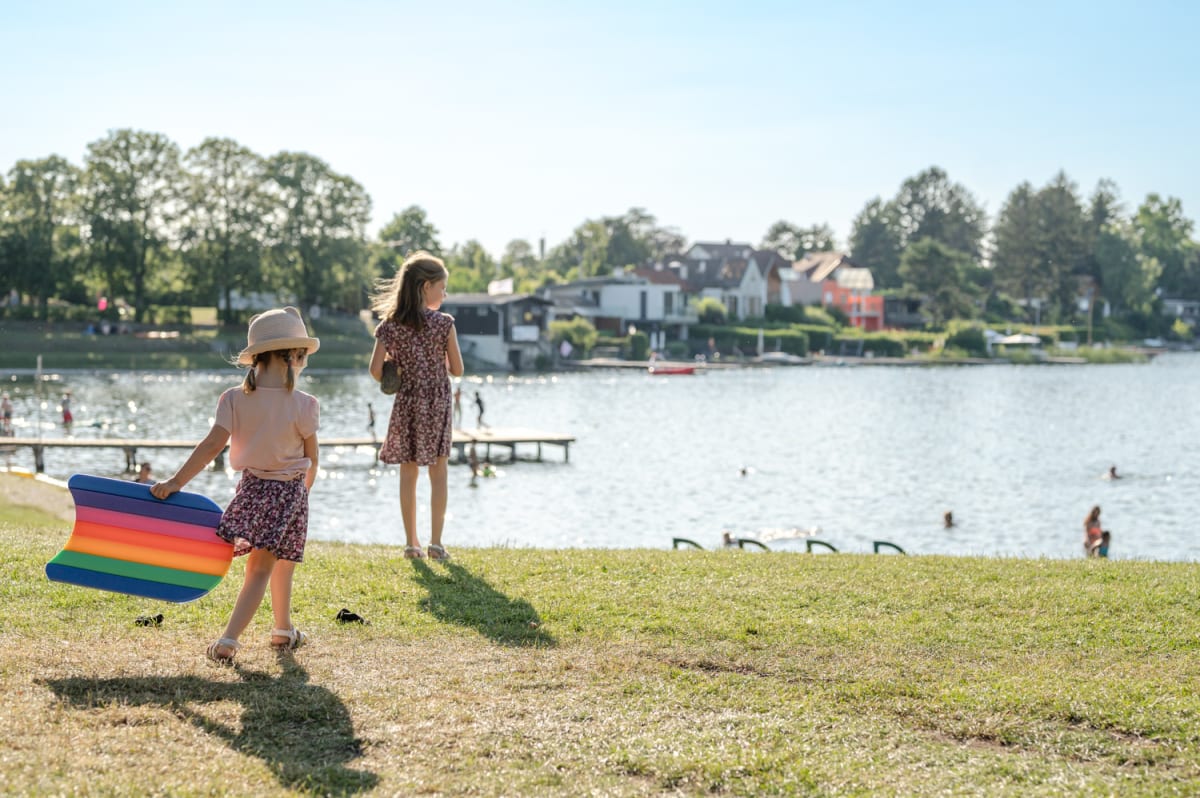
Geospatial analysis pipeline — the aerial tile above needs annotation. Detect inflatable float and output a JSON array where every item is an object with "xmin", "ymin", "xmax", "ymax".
[{"xmin": 45, "ymin": 474, "xmax": 232, "ymax": 602}]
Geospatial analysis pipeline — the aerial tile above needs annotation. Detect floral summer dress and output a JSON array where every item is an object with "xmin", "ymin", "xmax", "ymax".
[{"xmin": 376, "ymin": 310, "xmax": 454, "ymax": 466}]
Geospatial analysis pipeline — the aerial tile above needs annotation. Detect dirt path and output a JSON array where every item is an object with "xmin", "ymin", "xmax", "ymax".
[{"xmin": 0, "ymin": 472, "xmax": 74, "ymax": 522}]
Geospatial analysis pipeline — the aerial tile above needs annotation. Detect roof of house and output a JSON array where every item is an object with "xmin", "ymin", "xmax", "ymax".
[
  {"xmin": 794, "ymin": 251, "xmax": 865, "ymax": 283},
  {"xmin": 834, "ymin": 266, "xmax": 874, "ymax": 292},
  {"xmin": 751, "ymin": 248, "xmax": 790, "ymax": 275},
  {"xmin": 443, "ymin": 293, "xmax": 552, "ymax": 307},
  {"xmin": 686, "ymin": 241, "xmax": 756, "ymax": 262},
  {"xmin": 632, "ymin": 267, "xmax": 686, "ymax": 286}
]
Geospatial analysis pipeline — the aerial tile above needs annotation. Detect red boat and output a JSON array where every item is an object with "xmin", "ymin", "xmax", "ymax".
[{"xmin": 647, "ymin": 364, "xmax": 695, "ymax": 375}]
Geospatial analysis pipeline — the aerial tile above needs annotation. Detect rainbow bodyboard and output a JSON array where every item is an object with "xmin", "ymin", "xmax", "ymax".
[{"xmin": 46, "ymin": 474, "xmax": 232, "ymax": 603}]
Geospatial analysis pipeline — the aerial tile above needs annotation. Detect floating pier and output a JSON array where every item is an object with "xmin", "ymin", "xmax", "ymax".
[{"xmin": 0, "ymin": 427, "xmax": 575, "ymax": 473}]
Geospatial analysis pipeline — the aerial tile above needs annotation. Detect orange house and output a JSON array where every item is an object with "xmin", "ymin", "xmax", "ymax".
[{"xmin": 821, "ymin": 280, "xmax": 884, "ymax": 331}]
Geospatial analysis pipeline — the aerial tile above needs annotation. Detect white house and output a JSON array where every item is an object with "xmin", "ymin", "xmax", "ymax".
[
  {"xmin": 1160, "ymin": 297, "xmax": 1199, "ymax": 324},
  {"xmin": 670, "ymin": 241, "xmax": 769, "ymax": 320},
  {"xmin": 543, "ymin": 269, "xmax": 696, "ymax": 349}
]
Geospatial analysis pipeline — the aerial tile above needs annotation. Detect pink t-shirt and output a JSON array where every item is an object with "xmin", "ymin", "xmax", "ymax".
[{"xmin": 214, "ymin": 386, "xmax": 320, "ymax": 481}]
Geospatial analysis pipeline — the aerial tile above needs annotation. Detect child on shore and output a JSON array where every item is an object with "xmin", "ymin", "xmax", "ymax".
[
  {"xmin": 1, "ymin": 392, "xmax": 13, "ymax": 435},
  {"xmin": 151, "ymin": 307, "xmax": 320, "ymax": 663},
  {"xmin": 369, "ymin": 251, "xmax": 464, "ymax": 560},
  {"xmin": 1083, "ymin": 505, "xmax": 1104, "ymax": 557}
]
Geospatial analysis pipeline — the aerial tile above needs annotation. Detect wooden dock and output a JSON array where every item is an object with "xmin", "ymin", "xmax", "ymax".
[{"xmin": 0, "ymin": 427, "xmax": 574, "ymax": 473}]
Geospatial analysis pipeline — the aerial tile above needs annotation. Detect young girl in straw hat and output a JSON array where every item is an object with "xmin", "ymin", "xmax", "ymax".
[
  {"xmin": 369, "ymin": 251, "xmax": 464, "ymax": 560},
  {"xmin": 151, "ymin": 306, "xmax": 321, "ymax": 663}
]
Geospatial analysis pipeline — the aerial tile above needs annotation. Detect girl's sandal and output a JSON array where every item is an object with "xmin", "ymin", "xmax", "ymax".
[
  {"xmin": 427, "ymin": 544, "xmax": 451, "ymax": 561},
  {"xmin": 206, "ymin": 638, "xmax": 240, "ymax": 664},
  {"xmin": 271, "ymin": 626, "xmax": 308, "ymax": 651},
  {"xmin": 404, "ymin": 545, "xmax": 425, "ymax": 559}
]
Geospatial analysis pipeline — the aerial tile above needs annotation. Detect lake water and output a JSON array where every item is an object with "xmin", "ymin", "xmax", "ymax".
[{"xmin": 4, "ymin": 354, "xmax": 1199, "ymax": 561}]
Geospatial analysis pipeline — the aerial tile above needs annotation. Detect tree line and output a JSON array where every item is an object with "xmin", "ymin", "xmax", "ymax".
[{"xmin": 1, "ymin": 130, "xmax": 1197, "ymax": 332}]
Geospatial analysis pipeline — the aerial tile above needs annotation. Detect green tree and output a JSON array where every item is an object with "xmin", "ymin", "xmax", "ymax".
[
  {"xmin": 264, "ymin": 152, "xmax": 372, "ymax": 309},
  {"xmin": 1095, "ymin": 222, "xmax": 1159, "ymax": 314},
  {"xmin": 544, "ymin": 208, "xmax": 683, "ymax": 278},
  {"xmin": 892, "ymin": 166, "xmax": 987, "ymax": 260},
  {"xmin": 848, "ymin": 198, "xmax": 903, "ymax": 288},
  {"xmin": 762, "ymin": 221, "xmax": 836, "ymax": 260},
  {"xmin": 3, "ymin": 156, "xmax": 80, "ymax": 318},
  {"xmin": 445, "ymin": 240, "xmax": 496, "ymax": 293},
  {"xmin": 500, "ymin": 239, "xmax": 537, "ymax": 277},
  {"xmin": 1134, "ymin": 194, "xmax": 1197, "ymax": 298},
  {"xmin": 991, "ymin": 182, "xmax": 1045, "ymax": 311},
  {"xmin": 898, "ymin": 238, "xmax": 974, "ymax": 326},
  {"xmin": 180, "ymin": 138, "xmax": 269, "ymax": 323},
  {"xmin": 82, "ymin": 129, "xmax": 185, "ymax": 321},
  {"xmin": 545, "ymin": 219, "xmax": 610, "ymax": 279},
  {"xmin": 991, "ymin": 174, "xmax": 1086, "ymax": 322},
  {"xmin": 379, "ymin": 205, "xmax": 441, "ymax": 258},
  {"xmin": 1035, "ymin": 171, "xmax": 1087, "ymax": 315}
]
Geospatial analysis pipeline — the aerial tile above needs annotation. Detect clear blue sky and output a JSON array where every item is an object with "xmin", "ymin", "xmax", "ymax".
[{"xmin": 4, "ymin": 0, "xmax": 1197, "ymax": 257}]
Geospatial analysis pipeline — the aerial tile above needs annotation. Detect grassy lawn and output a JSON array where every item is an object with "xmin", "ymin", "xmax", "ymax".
[{"xmin": 2, "ymin": 484, "xmax": 1199, "ymax": 796}]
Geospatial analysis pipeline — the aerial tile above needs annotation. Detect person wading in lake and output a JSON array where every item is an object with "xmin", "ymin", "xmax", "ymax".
[{"xmin": 1083, "ymin": 505, "xmax": 1108, "ymax": 557}]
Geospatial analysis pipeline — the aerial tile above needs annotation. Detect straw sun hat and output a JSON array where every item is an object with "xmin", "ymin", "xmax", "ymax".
[{"xmin": 237, "ymin": 306, "xmax": 321, "ymax": 365}]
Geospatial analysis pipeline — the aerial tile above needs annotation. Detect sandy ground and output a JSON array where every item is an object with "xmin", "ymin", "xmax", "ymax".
[{"xmin": 0, "ymin": 472, "xmax": 74, "ymax": 522}]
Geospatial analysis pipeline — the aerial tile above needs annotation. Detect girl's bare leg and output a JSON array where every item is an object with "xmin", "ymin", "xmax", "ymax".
[
  {"xmin": 212, "ymin": 548, "xmax": 276, "ymax": 657},
  {"xmin": 429, "ymin": 456, "xmax": 448, "ymax": 547},
  {"xmin": 400, "ymin": 462, "xmax": 420, "ymax": 548},
  {"xmin": 269, "ymin": 558, "xmax": 298, "ymax": 644}
]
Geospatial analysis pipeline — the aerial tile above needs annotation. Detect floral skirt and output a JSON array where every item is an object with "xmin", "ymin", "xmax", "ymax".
[{"xmin": 217, "ymin": 473, "xmax": 309, "ymax": 562}]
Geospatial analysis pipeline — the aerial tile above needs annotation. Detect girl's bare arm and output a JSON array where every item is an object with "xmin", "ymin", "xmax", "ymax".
[
  {"xmin": 151, "ymin": 424, "xmax": 230, "ymax": 499},
  {"xmin": 447, "ymin": 325, "xmax": 465, "ymax": 377},
  {"xmin": 303, "ymin": 433, "xmax": 319, "ymax": 490},
  {"xmin": 369, "ymin": 338, "xmax": 387, "ymax": 383}
]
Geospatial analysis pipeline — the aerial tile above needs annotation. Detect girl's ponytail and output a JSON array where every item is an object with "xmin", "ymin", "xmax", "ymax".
[
  {"xmin": 240, "ymin": 349, "xmax": 300, "ymax": 393},
  {"xmin": 284, "ymin": 351, "xmax": 297, "ymax": 391},
  {"xmin": 242, "ymin": 361, "xmax": 258, "ymax": 393}
]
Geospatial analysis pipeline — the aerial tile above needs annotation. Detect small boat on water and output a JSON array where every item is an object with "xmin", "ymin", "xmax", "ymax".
[{"xmin": 648, "ymin": 364, "xmax": 695, "ymax": 375}]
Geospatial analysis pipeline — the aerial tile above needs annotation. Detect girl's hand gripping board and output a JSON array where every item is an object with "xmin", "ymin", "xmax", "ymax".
[{"xmin": 46, "ymin": 474, "xmax": 232, "ymax": 603}]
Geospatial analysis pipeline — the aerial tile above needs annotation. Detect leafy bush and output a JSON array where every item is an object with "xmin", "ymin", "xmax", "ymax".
[
  {"xmin": 945, "ymin": 325, "xmax": 989, "ymax": 357},
  {"xmin": 548, "ymin": 317, "xmax": 598, "ymax": 356},
  {"xmin": 629, "ymin": 331, "xmax": 650, "ymax": 361},
  {"xmin": 804, "ymin": 306, "xmax": 841, "ymax": 327},
  {"xmin": 665, "ymin": 341, "xmax": 689, "ymax": 358},
  {"xmin": 694, "ymin": 297, "xmax": 727, "ymax": 325},
  {"xmin": 765, "ymin": 304, "xmax": 807, "ymax": 324}
]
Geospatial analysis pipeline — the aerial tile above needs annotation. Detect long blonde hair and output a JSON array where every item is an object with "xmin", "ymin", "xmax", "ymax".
[
  {"xmin": 371, "ymin": 250, "xmax": 448, "ymax": 330},
  {"xmin": 241, "ymin": 349, "xmax": 304, "ymax": 393}
]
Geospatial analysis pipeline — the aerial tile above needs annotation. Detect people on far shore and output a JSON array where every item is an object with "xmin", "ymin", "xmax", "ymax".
[
  {"xmin": 943, "ymin": 510, "xmax": 955, "ymax": 529},
  {"xmin": 1, "ymin": 392, "xmax": 12, "ymax": 436},
  {"xmin": 61, "ymin": 392, "xmax": 73, "ymax": 433},
  {"xmin": 1084, "ymin": 505, "xmax": 1107, "ymax": 557},
  {"xmin": 474, "ymin": 390, "xmax": 486, "ymax": 429}
]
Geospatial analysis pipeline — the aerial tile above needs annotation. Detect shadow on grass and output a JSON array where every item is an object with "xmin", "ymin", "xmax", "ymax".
[
  {"xmin": 411, "ymin": 559, "xmax": 557, "ymax": 647},
  {"xmin": 41, "ymin": 655, "xmax": 377, "ymax": 796}
]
